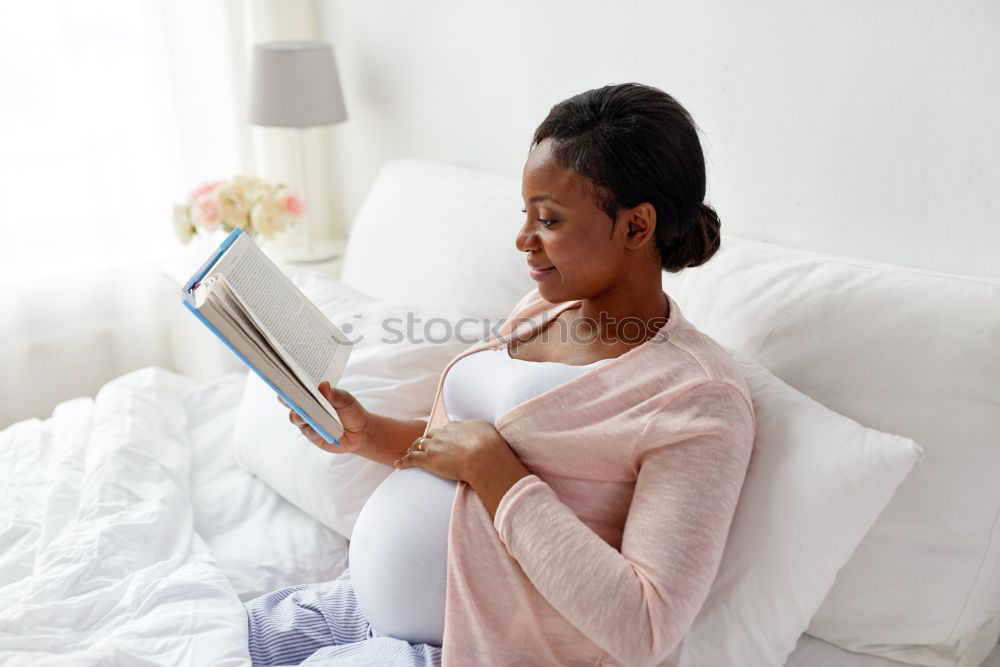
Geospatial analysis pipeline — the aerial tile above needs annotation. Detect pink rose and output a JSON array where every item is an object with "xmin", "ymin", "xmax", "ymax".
[
  {"xmin": 191, "ymin": 192, "xmax": 221, "ymax": 231},
  {"xmin": 189, "ymin": 180, "xmax": 223, "ymax": 205},
  {"xmin": 283, "ymin": 192, "xmax": 304, "ymax": 217}
]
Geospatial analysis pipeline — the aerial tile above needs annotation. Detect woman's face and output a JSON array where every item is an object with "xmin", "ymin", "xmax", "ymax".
[{"xmin": 517, "ymin": 137, "xmax": 636, "ymax": 304}]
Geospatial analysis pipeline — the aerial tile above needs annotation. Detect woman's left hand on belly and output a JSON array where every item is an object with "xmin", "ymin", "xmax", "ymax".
[
  {"xmin": 394, "ymin": 419, "xmax": 509, "ymax": 482},
  {"xmin": 394, "ymin": 419, "xmax": 531, "ymax": 519}
]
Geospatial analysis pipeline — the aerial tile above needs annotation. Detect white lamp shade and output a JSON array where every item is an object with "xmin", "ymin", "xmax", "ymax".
[{"xmin": 249, "ymin": 41, "xmax": 347, "ymax": 127}]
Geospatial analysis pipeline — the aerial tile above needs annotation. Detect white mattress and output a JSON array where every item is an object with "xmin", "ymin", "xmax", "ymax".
[{"xmin": 3, "ymin": 367, "xmax": 996, "ymax": 665}]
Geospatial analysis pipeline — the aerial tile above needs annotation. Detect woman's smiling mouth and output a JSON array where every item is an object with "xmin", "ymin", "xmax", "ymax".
[{"xmin": 527, "ymin": 262, "xmax": 557, "ymax": 280}]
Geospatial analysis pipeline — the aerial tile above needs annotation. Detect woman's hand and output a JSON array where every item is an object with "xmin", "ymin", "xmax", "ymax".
[
  {"xmin": 279, "ymin": 382, "xmax": 373, "ymax": 455},
  {"xmin": 394, "ymin": 419, "xmax": 531, "ymax": 516},
  {"xmin": 393, "ymin": 418, "xmax": 502, "ymax": 481},
  {"xmin": 396, "ymin": 419, "xmax": 532, "ymax": 518}
]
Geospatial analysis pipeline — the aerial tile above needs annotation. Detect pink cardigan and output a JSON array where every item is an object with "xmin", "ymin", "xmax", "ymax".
[{"xmin": 423, "ymin": 288, "xmax": 756, "ymax": 666}]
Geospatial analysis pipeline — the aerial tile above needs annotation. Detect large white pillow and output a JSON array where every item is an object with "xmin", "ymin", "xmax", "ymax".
[
  {"xmin": 671, "ymin": 347, "xmax": 924, "ymax": 667},
  {"xmin": 233, "ymin": 271, "xmax": 480, "ymax": 540},
  {"xmin": 184, "ymin": 372, "xmax": 350, "ymax": 602},
  {"xmin": 664, "ymin": 235, "xmax": 1000, "ymax": 665},
  {"xmin": 339, "ymin": 157, "xmax": 536, "ymax": 319}
]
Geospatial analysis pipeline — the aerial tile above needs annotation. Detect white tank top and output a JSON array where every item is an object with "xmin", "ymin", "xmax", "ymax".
[{"xmin": 348, "ymin": 343, "xmax": 612, "ymax": 646}]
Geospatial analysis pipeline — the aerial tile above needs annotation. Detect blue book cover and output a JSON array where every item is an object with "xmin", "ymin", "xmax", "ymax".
[{"xmin": 181, "ymin": 227, "xmax": 344, "ymax": 446}]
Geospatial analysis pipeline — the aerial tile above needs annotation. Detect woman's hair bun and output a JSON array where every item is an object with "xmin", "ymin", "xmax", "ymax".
[{"xmin": 660, "ymin": 203, "xmax": 721, "ymax": 273}]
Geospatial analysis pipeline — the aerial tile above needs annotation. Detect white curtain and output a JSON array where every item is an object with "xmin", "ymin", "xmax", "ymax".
[{"xmin": 0, "ymin": 1, "xmax": 247, "ymax": 427}]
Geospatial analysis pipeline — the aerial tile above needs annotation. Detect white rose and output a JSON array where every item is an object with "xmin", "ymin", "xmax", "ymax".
[
  {"xmin": 173, "ymin": 204, "xmax": 195, "ymax": 243},
  {"xmin": 250, "ymin": 201, "xmax": 280, "ymax": 238},
  {"xmin": 233, "ymin": 173, "xmax": 268, "ymax": 191},
  {"xmin": 216, "ymin": 180, "xmax": 251, "ymax": 231}
]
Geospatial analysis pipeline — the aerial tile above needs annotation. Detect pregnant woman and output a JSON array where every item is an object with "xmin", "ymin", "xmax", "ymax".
[{"xmin": 244, "ymin": 82, "xmax": 756, "ymax": 667}]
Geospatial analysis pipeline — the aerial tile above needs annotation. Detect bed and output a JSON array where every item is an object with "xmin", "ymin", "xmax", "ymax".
[
  {"xmin": 4, "ymin": 367, "xmax": 997, "ymax": 666},
  {"xmin": 3, "ymin": 157, "xmax": 999, "ymax": 666}
]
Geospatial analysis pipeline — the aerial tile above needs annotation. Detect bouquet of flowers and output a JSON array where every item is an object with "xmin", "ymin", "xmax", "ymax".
[{"xmin": 173, "ymin": 175, "xmax": 304, "ymax": 243}]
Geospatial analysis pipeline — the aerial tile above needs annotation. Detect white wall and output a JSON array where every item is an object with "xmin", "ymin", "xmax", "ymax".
[{"xmin": 318, "ymin": 0, "xmax": 1000, "ymax": 279}]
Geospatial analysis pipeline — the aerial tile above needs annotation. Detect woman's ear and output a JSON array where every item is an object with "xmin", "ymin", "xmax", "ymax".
[{"xmin": 622, "ymin": 202, "xmax": 657, "ymax": 250}]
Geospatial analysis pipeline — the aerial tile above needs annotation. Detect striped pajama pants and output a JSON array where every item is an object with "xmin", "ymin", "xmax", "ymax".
[{"xmin": 244, "ymin": 567, "xmax": 443, "ymax": 666}]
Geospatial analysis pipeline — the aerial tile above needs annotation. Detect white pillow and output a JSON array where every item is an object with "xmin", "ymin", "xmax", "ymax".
[
  {"xmin": 184, "ymin": 372, "xmax": 350, "ymax": 602},
  {"xmin": 339, "ymin": 158, "xmax": 536, "ymax": 319},
  {"xmin": 673, "ymin": 346, "xmax": 924, "ymax": 667},
  {"xmin": 664, "ymin": 234, "xmax": 1000, "ymax": 665},
  {"xmin": 233, "ymin": 271, "xmax": 480, "ymax": 540}
]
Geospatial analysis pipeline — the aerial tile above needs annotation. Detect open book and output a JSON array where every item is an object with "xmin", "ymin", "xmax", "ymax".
[{"xmin": 182, "ymin": 227, "xmax": 352, "ymax": 445}]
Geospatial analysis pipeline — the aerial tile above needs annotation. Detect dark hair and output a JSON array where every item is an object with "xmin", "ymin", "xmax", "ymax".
[{"xmin": 530, "ymin": 83, "xmax": 720, "ymax": 272}]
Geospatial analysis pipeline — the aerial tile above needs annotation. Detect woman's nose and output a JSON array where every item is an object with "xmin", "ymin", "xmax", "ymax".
[{"xmin": 515, "ymin": 221, "xmax": 539, "ymax": 253}]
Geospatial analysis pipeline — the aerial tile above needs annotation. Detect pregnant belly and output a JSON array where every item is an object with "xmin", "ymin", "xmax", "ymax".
[{"xmin": 348, "ymin": 467, "xmax": 457, "ymax": 647}]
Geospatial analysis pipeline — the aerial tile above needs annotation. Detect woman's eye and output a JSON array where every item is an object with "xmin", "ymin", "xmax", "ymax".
[{"xmin": 519, "ymin": 209, "xmax": 557, "ymax": 228}]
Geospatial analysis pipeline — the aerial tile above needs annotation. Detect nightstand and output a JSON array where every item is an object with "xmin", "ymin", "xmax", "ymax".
[{"xmin": 159, "ymin": 235, "xmax": 347, "ymax": 382}]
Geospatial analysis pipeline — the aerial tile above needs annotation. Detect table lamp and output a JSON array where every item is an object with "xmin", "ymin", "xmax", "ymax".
[{"xmin": 249, "ymin": 41, "xmax": 347, "ymax": 262}]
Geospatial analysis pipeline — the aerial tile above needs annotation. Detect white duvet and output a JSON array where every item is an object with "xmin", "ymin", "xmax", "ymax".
[
  {"xmin": 0, "ymin": 368, "xmax": 251, "ymax": 665},
  {"xmin": 0, "ymin": 363, "xmax": 355, "ymax": 666}
]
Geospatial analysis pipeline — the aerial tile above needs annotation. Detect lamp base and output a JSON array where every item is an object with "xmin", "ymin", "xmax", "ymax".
[{"xmin": 270, "ymin": 238, "xmax": 347, "ymax": 264}]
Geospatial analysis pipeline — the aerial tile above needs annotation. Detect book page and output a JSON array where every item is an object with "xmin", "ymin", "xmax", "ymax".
[
  {"xmin": 194, "ymin": 274, "xmax": 344, "ymax": 440},
  {"xmin": 207, "ymin": 233, "xmax": 352, "ymax": 387},
  {"xmin": 213, "ymin": 274, "xmax": 340, "ymax": 424}
]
